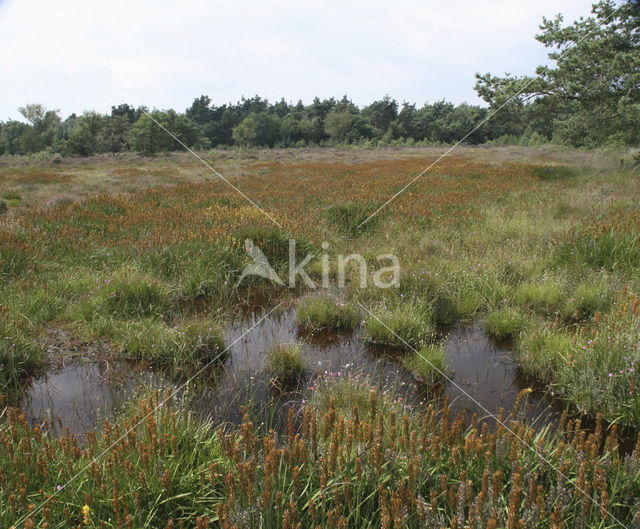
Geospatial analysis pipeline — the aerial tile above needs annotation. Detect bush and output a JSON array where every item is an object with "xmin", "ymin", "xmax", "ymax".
[
  {"xmin": 365, "ymin": 302, "xmax": 433, "ymax": 349},
  {"xmin": 486, "ymin": 307, "xmax": 526, "ymax": 340},
  {"xmin": 296, "ymin": 295, "xmax": 359, "ymax": 331},
  {"xmin": 403, "ymin": 343, "xmax": 448, "ymax": 384},
  {"xmin": 267, "ymin": 343, "xmax": 305, "ymax": 388}
]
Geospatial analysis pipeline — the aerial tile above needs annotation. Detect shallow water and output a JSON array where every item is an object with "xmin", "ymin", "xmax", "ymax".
[{"xmin": 18, "ymin": 306, "xmax": 562, "ymax": 437}]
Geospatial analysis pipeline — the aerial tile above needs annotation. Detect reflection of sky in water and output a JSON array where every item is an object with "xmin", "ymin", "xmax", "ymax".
[{"xmin": 19, "ymin": 309, "xmax": 562, "ymax": 438}]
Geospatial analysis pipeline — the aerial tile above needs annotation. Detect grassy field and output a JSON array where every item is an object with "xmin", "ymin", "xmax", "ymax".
[{"xmin": 1, "ymin": 145, "xmax": 640, "ymax": 527}]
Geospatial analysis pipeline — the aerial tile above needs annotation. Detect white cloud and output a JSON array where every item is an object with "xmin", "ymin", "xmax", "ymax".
[{"xmin": 0, "ymin": 0, "xmax": 593, "ymax": 120}]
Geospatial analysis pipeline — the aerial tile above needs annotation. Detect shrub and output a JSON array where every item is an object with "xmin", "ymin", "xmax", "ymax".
[
  {"xmin": 365, "ymin": 302, "xmax": 433, "ymax": 349},
  {"xmin": 403, "ymin": 343, "xmax": 448, "ymax": 384},
  {"xmin": 296, "ymin": 295, "xmax": 359, "ymax": 331},
  {"xmin": 486, "ymin": 307, "xmax": 526, "ymax": 340},
  {"xmin": 268, "ymin": 343, "xmax": 305, "ymax": 387}
]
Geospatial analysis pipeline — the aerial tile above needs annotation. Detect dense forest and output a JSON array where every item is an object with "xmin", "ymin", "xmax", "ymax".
[{"xmin": 1, "ymin": 0, "xmax": 638, "ymax": 156}]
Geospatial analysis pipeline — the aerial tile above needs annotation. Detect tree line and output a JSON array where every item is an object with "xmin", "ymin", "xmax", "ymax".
[{"xmin": 1, "ymin": 0, "xmax": 637, "ymax": 156}]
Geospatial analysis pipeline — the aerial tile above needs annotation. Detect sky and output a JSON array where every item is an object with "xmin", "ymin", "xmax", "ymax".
[{"xmin": 0, "ymin": 0, "xmax": 594, "ymax": 121}]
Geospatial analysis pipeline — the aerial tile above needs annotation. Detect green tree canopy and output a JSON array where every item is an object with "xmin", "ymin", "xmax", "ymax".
[{"xmin": 475, "ymin": 0, "xmax": 640, "ymax": 147}]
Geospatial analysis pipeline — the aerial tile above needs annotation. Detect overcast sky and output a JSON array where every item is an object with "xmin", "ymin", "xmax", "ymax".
[{"xmin": 0, "ymin": 0, "xmax": 594, "ymax": 121}]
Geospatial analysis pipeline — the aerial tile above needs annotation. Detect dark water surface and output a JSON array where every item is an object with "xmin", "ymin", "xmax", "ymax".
[{"xmin": 18, "ymin": 306, "xmax": 563, "ymax": 437}]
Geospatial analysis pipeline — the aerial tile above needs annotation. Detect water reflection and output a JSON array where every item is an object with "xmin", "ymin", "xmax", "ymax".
[{"xmin": 18, "ymin": 308, "xmax": 563, "ymax": 438}]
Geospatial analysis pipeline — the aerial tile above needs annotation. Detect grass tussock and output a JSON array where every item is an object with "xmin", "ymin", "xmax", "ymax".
[
  {"xmin": 365, "ymin": 302, "xmax": 434, "ymax": 349},
  {"xmin": 105, "ymin": 318, "xmax": 226, "ymax": 372},
  {"xmin": 97, "ymin": 272, "xmax": 173, "ymax": 319},
  {"xmin": 296, "ymin": 295, "xmax": 359, "ymax": 331},
  {"xmin": 403, "ymin": 343, "xmax": 448, "ymax": 384},
  {"xmin": 486, "ymin": 307, "xmax": 527, "ymax": 340},
  {"xmin": 0, "ymin": 319, "xmax": 42, "ymax": 391},
  {"xmin": 325, "ymin": 201, "xmax": 382, "ymax": 235},
  {"xmin": 267, "ymin": 343, "xmax": 305, "ymax": 387}
]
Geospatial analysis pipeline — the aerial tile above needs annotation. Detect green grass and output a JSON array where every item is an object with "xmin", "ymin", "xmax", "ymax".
[
  {"xmin": 486, "ymin": 307, "xmax": 527, "ymax": 340},
  {"xmin": 325, "ymin": 201, "xmax": 382, "ymax": 235},
  {"xmin": 3, "ymin": 382, "xmax": 639, "ymax": 528},
  {"xmin": 516, "ymin": 326, "xmax": 573, "ymax": 381},
  {"xmin": 563, "ymin": 280, "xmax": 612, "ymax": 320},
  {"xmin": 99, "ymin": 318, "xmax": 226, "ymax": 372},
  {"xmin": 0, "ymin": 319, "xmax": 43, "ymax": 391},
  {"xmin": 296, "ymin": 295, "xmax": 359, "ymax": 331},
  {"xmin": 515, "ymin": 279, "xmax": 566, "ymax": 314},
  {"xmin": 267, "ymin": 342, "xmax": 305, "ymax": 387},
  {"xmin": 97, "ymin": 272, "xmax": 173, "ymax": 319},
  {"xmin": 365, "ymin": 302, "xmax": 433, "ymax": 349},
  {"xmin": 403, "ymin": 343, "xmax": 448, "ymax": 384}
]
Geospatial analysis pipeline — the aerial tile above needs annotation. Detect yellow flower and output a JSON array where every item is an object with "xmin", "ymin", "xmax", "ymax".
[{"xmin": 82, "ymin": 504, "xmax": 91, "ymax": 525}]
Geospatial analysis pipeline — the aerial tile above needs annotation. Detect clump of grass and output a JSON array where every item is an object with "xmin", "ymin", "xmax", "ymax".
[
  {"xmin": 326, "ymin": 201, "xmax": 381, "ymax": 235},
  {"xmin": 0, "ymin": 319, "xmax": 43, "ymax": 391},
  {"xmin": 516, "ymin": 326, "xmax": 573, "ymax": 381},
  {"xmin": 515, "ymin": 279, "xmax": 565, "ymax": 314},
  {"xmin": 558, "ymin": 290, "xmax": 640, "ymax": 424},
  {"xmin": 110, "ymin": 318, "xmax": 226, "ymax": 371},
  {"xmin": 531, "ymin": 165, "xmax": 577, "ymax": 180},
  {"xmin": 486, "ymin": 307, "xmax": 526, "ymax": 340},
  {"xmin": 267, "ymin": 343, "xmax": 305, "ymax": 387},
  {"xmin": 296, "ymin": 295, "xmax": 359, "ymax": 331},
  {"xmin": 365, "ymin": 302, "xmax": 433, "ymax": 349},
  {"xmin": 403, "ymin": 343, "xmax": 447, "ymax": 384},
  {"xmin": 556, "ymin": 217, "xmax": 640, "ymax": 271},
  {"xmin": 97, "ymin": 272, "xmax": 173, "ymax": 319},
  {"xmin": 1, "ymin": 191, "xmax": 21, "ymax": 207},
  {"xmin": 307, "ymin": 371, "xmax": 406, "ymax": 420},
  {"xmin": 0, "ymin": 200, "xmax": 7, "ymax": 215},
  {"xmin": 563, "ymin": 281, "xmax": 612, "ymax": 321}
]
